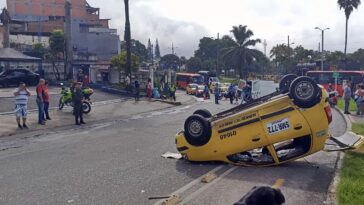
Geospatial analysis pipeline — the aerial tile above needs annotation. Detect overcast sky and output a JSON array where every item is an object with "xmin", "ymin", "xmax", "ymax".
[{"xmin": 2, "ymin": 0, "xmax": 363, "ymax": 57}]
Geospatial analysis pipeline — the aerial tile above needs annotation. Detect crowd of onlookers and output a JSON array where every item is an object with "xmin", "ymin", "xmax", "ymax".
[
  {"xmin": 342, "ymin": 80, "xmax": 364, "ymax": 116},
  {"xmin": 213, "ymin": 81, "xmax": 252, "ymax": 105},
  {"xmin": 13, "ymin": 79, "xmax": 52, "ymax": 129}
]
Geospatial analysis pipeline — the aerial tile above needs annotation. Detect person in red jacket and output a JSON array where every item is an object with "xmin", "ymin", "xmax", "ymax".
[{"xmin": 43, "ymin": 81, "xmax": 51, "ymax": 120}]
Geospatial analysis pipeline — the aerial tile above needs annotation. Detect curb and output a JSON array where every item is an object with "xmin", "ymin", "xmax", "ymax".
[
  {"xmin": 154, "ymin": 100, "xmax": 182, "ymax": 106},
  {"xmin": 325, "ymin": 107, "xmax": 352, "ymax": 205}
]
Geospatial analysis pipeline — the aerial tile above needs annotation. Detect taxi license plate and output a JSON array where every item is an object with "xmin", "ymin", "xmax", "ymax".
[{"xmin": 267, "ymin": 118, "xmax": 290, "ymax": 135}]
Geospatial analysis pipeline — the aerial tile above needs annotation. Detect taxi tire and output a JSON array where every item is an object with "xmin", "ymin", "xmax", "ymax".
[
  {"xmin": 184, "ymin": 114, "xmax": 212, "ymax": 147},
  {"xmin": 193, "ymin": 109, "xmax": 212, "ymax": 118},
  {"xmin": 279, "ymin": 74, "xmax": 298, "ymax": 93},
  {"xmin": 289, "ymin": 76, "xmax": 321, "ymax": 108}
]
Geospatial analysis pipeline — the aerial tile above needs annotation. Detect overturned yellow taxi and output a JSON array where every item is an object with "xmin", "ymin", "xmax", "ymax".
[{"xmin": 176, "ymin": 75, "xmax": 364, "ymax": 166}]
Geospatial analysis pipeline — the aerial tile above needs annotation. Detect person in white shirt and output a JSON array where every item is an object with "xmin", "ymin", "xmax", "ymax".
[{"xmin": 14, "ymin": 82, "xmax": 31, "ymax": 129}]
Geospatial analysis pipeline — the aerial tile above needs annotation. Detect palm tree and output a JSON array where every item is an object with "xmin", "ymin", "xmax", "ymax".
[
  {"xmin": 222, "ymin": 25, "xmax": 262, "ymax": 79},
  {"xmin": 124, "ymin": 0, "xmax": 132, "ymax": 78},
  {"xmin": 338, "ymin": 0, "xmax": 361, "ymax": 58}
]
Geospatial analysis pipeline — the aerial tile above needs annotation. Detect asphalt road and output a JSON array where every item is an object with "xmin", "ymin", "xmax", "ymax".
[
  {"xmin": 0, "ymin": 86, "xmax": 121, "ymax": 113},
  {"xmin": 0, "ymin": 98, "xmax": 346, "ymax": 205}
]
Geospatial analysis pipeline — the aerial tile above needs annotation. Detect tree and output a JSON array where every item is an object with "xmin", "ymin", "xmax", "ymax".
[
  {"xmin": 326, "ymin": 51, "xmax": 345, "ymax": 67},
  {"xmin": 155, "ymin": 39, "xmax": 161, "ymax": 59},
  {"xmin": 160, "ymin": 54, "xmax": 180, "ymax": 70},
  {"xmin": 48, "ymin": 30, "xmax": 65, "ymax": 80},
  {"xmin": 186, "ymin": 57, "xmax": 203, "ymax": 72},
  {"xmin": 222, "ymin": 25, "xmax": 262, "ymax": 78},
  {"xmin": 124, "ymin": 0, "xmax": 132, "ymax": 78},
  {"xmin": 338, "ymin": 0, "xmax": 361, "ymax": 58},
  {"xmin": 121, "ymin": 39, "xmax": 148, "ymax": 62},
  {"xmin": 349, "ymin": 48, "xmax": 364, "ymax": 68},
  {"xmin": 111, "ymin": 51, "xmax": 139, "ymax": 83},
  {"xmin": 32, "ymin": 43, "xmax": 46, "ymax": 59},
  {"xmin": 147, "ymin": 38, "xmax": 153, "ymax": 61}
]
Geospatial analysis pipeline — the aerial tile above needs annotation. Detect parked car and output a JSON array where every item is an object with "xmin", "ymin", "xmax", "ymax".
[
  {"xmin": 0, "ymin": 69, "xmax": 40, "ymax": 87},
  {"xmin": 175, "ymin": 75, "xmax": 364, "ymax": 166}
]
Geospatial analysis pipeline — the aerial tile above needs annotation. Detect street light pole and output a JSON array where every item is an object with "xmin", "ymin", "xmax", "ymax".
[{"xmin": 315, "ymin": 27, "xmax": 330, "ymax": 71}]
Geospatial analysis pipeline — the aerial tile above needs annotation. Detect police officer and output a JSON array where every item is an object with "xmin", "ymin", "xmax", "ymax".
[
  {"xmin": 73, "ymin": 82, "xmax": 85, "ymax": 125},
  {"xmin": 169, "ymin": 83, "xmax": 176, "ymax": 101}
]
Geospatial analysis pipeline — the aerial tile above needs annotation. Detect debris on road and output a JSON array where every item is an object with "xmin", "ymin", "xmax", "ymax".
[
  {"xmin": 160, "ymin": 195, "xmax": 181, "ymax": 205},
  {"xmin": 161, "ymin": 152, "xmax": 182, "ymax": 159},
  {"xmin": 201, "ymin": 172, "xmax": 217, "ymax": 183}
]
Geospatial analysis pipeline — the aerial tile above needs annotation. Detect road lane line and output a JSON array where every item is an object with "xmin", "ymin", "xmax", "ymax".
[
  {"xmin": 152, "ymin": 165, "xmax": 225, "ymax": 205},
  {"xmin": 181, "ymin": 166, "xmax": 238, "ymax": 204}
]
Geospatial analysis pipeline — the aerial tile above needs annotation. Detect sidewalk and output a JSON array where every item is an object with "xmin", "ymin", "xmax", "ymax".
[
  {"xmin": 347, "ymin": 114, "xmax": 364, "ymax": 124},
  {"xmin": 0, "ymin": 92, "xmax": 194, "ymax": 138}
]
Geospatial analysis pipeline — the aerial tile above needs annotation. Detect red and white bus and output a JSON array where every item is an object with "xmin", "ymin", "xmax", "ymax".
[
  {"xmin": 176, "ymin": 73, "xmax": 204, "ymax": 89},
  {"xmin": 306, "ymin": 70, "xmax": 364, "ymax": 96}
]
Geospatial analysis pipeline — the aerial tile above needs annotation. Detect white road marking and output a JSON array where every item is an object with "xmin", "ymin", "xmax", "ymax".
[
  {"xmin": 152, "ymin": 165, "xmax": 225, "ymax": 205},
  {"xmin": 181, "ymin": 166, "xmax": 238, "ymax": 204}
]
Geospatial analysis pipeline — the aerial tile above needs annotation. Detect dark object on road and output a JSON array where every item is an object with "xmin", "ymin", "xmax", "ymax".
[
  {"xmin": 0, "ymin": 69, "xmax": 40, "ymax": 87},
  {"xmin": 233, "ymin": 186, "xmax": 285, "ymax": 205}
]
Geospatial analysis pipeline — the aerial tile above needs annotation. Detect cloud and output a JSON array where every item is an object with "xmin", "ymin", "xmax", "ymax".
[{"xmin": 88, "ymin": 0, "xmax": 208, "ymax": 57}]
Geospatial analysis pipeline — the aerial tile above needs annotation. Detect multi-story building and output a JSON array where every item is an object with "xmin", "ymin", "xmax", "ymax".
[{"xmin": 6, "ymin": 0, "xmax": 120, "ymax": 82}]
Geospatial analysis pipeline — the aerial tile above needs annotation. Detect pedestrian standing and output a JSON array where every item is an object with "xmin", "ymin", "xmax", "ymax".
[
  {"xmin": 14, "ymin": 82, "xmax": 30, "ymax": 129},
  {"xmin": 228, "ymin": 84, "xmax": 234, "ymax": 104},
  {"xmin": 343, "ymin": 80, "xmax": 352, "ymax": 114},
  {"xmin": 214, "ymin": 82, "xmax": 220, "ymax": 104},
  {"xmin": 354, "ymin": 84, "xmax": 362, "ymax": 115},
  {"xmin": 36, "ymin": 78, "xmax": 46, "ymax": 125},
  {"xmin": 134, "ymin": 78, "xmax": 140, "ymax": 101},
  {"xmin": 77, "ymin": 69, "xmax": 84, "ymax": 84},
  {"xmin": 234, "ymin": 84, "xmax": 239, "ymax": 104},
  {"xmin": 147, "ymin": 78, "xmax": 152, "ymax": 101},
  {"xmin": 169, "ymin": 83, "xmax": 176, "ymax": 101},
  {"xmin": 83, "ymin": 75, "xmax": 90, "ymax": 87},
  {"xmin": 164, "ymin": 82, "xmax": 169, "ymax": 100},
  {"xmin": 359, "ymin": 84, "xmax": 364, "ymax": 115},
  {"xmin": 43, "ymin": 81, "xmax": 51, "ymax": 120},
  {"xmin": 204, "ymin": 84, "xmax": 210, "ymax": 100},
  {"xmin": 73, "ymin": 82, "xmax": 85, "ymax": 125},
  {"xmin": 125, "ymin": 75, "xmax": 131, "ymax": 93}
]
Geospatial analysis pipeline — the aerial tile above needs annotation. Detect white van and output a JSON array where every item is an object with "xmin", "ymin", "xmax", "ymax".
[{"xmin": 238, "ymin": 79, "xmax": 278, "ymax": 100}]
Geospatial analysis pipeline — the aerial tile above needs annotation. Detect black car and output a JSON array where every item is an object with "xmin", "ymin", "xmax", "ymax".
[{"xmin": 0, "ymin": 69, "xmax": 40, "ymax": 87}]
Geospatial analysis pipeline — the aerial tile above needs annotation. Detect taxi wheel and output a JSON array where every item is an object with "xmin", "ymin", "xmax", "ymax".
[
  {"xmin": 289, "ymin": 76, "xmax": 321, "ymax": 108},
  {"xmin": 184, "ymin": 114, "xmax": 212, "ymax": 147},
  {"xmin": 193, "ymin": 109, "xmax": 212, "ymax": 118},
  {"xmin": 279, "ymin": 74, "xmax": 298, "ymax": 93}
]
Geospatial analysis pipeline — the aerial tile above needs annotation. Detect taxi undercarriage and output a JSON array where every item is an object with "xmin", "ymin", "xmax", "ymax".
[{"xmin": 175, "ymin": 75, "xmax": 364, "ymax": 166}]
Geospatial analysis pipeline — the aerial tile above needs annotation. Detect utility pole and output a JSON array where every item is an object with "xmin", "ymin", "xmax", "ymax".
[
  {"xmin": 124, "ymin": 0, "xmax": 132, "ymax": 79},
  {"xmin": 315, "ymin": 27, "xmax": 329, "ymax": 71},
  {"xmin": 168, "ymin": 42, "xmax": 178, "ymax": 55},
  {"xmin": 318, "ymin": 42, "xmax": 321, "ymax": 52},
  {"xmin": 65, "ymin": 1, "xmax": 73, "ymax": 80},
  {"xmin": 263, "ymin": 39, "xmax": 267, "ymax": 57},
  {"xmin": 0, "ymin": 8, "xmax": 10, "ymax": 48},
  {"xmin": 216, "ymin": 32, "xmax": 220, "ymax": 76},
  {"xmin": 150, "ymin": 44, "xmax": 154, "ymax": 89},
  {"xmin": 0, "ymin": 8, "xmax": 11, "ymax": 70}
]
